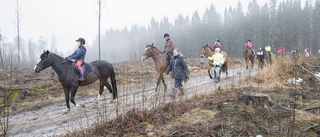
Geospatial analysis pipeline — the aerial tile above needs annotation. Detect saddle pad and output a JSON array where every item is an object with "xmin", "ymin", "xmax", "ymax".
[{"xmin": 72, "ymin": 62, "xmax": 94, "ymax": 75}]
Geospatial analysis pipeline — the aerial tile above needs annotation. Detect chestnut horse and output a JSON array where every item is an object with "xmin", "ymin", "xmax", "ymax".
[
  {"xmin": 200, "ymin": 44, "xmax": 228, "ymax": 79},
  {"xmin": 142, "ymin": 43, "xmax": 168, "ymax": 92},
  {"xmin": 243, "ymin": 42, "xmax": 255, "ymax": 69}
]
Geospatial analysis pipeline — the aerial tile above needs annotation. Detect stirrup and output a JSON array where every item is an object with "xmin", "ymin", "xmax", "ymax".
[{"xmin": 78, "ymin": 76, "xmax": 85, "ymax": 81}]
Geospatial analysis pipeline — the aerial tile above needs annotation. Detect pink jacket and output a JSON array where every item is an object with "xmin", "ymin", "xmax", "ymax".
[
  {"xmin": 280, "ymin": 47, "xmax": 285, "ymax": 53},
  {"xmin": 247, "ymin": 42, "xmax": 252, "ymax": 49}
]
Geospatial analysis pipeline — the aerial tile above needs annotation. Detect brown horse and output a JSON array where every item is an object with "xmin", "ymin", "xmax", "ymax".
[
  {"xmin": 142, "ymin": 43, "xmax": 168, "ymax": 92},
  {"xmin": 200, "ymin": 44, "xmax": 228, "ymax": 79},
  {"xmin": 243, "ymin": 42, "xmax": 255, "ymax": 69}
]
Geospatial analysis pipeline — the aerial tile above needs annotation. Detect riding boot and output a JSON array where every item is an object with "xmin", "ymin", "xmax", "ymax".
[
  {"xmin": 78, "ymin": 68, "xmax": 85, "ymax": 81},
  {"xmin": 169, "ymin": 88, "xmax": 177, "ymax": 99},
  {"xmin": 178, "ymin": 87, "xmax": 184, "ymax": 96}
]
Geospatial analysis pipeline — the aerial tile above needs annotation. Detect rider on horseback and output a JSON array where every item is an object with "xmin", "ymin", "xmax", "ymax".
[
  {"xmin": 208, "ymin": 48, "xmax": 225, "ymax": 83},
  {"xmin": 211, "ymin": 39, "xmax": 221, "ymax": 51},
  {"xmin": 66, "ymin": 38, "xmax": 87, "ymax": 81},
  {"xmin": 163, "ymin": 33, "xmax": 175, "ymax": 64},
  {"xmin": 247, "ymin": 40, "xmax": 254, "ymax": 54},
  {"xmin": 279, "ymin": 44, "xmax": 285, "ymax": 56},
  {"xmin": 256, "ymin": 46, "xmax": 265, "ymax": 62},
  {"xmin": 265, "ymin": 43, "xmax": 272, "ymax": 58}
]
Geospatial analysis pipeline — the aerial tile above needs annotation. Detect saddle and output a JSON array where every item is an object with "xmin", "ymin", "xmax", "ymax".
[{"xmin": 71, "ymin": 62, "xmax": 94, "ymax": 76}]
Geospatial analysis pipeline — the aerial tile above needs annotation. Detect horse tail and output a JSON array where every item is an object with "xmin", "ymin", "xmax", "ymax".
[{"xmin": 110, "ymin": 64, "xmax": 118, "ymax": 99}]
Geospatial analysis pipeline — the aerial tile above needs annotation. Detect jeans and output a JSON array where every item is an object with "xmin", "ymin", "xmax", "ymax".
[
  {"xmin": 214, "ymin": 66, "xmax": 221, "ymax": 78},
  {"xmin": 174, "ymin": 79, "xmax": 182, "ymax": 89}
]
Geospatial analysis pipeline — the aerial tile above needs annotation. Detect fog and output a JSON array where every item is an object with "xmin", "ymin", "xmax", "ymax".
[{"xmin": 0, "ymin": 0, "xmax": 318, "ymax": 68}]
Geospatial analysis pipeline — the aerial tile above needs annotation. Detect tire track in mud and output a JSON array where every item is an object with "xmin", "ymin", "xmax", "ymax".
[{"xmin": 7, "ymin": 67, "xmax": 257, "ymax": 137}]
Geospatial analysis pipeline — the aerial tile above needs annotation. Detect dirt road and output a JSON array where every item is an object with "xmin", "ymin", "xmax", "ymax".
[{"xmin": 8, "ymin": 67, "xmax": 257, "ymax": 137}]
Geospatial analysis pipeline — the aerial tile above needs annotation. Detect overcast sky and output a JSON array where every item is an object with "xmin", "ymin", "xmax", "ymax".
[{"xmin": 0, "ymin": 0, "xmax": 269, "ymax": 53}]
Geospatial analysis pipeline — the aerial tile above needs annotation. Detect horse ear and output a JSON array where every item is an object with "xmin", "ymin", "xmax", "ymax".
[
  {"xmin": 206, "ymin": 44, "xmax": 208, "ymax": 47},
  {"xmin": 151, "ymin": 43, "xmax": 154, "ymax": 46},
  {"xmin": 46, "ymin": 50, "xmax": 50, "ymax": 54}
]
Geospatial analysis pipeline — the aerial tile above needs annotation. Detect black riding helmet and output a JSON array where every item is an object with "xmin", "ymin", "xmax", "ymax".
[
  {"xmin": 216, "ymin": 39, "xmax": 220, "ymax": 42},
  {"xmin": 76, "ymin": 38, "xmax": 86, "ymax": 44},
  {"xmin": 163, "ymin": 33, "xmax": 170, "ymax": 38}
]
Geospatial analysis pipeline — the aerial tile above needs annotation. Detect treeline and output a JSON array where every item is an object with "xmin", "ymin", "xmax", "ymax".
[
  {"xmin": 0, "ymin": 35, "xmax": 62, "ymax": 69},
  {"xmin": 86, "ymin": 0, "xmax": 320, "ymax": 62},
  {"xmin": 1, "ymin": 0, "xmax": 319, "ymax": 67}
]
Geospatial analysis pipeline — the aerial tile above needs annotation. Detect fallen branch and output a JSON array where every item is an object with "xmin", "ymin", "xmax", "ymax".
[
  {"xmin": 301, "ymin": 122, "xmax": 320, "ymax": 132},
  {"xmin": 238, "ymin": 92, "xmax": 291, "ymax": 111},
  {"xmin": 303, "ymin": 106, "xmax": 320, "ymax": 111},
  {"xmin": 258, "ymin": 125, "xmax": 278, "ymax": 135},
  {"xmin": 298, "ymin": 64, "xmax": 320, "ymax": 81}
]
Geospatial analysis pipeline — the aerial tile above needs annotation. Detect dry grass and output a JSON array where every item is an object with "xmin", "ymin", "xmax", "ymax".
[{"xmin": 60, "ymin": 56, "xmax": 320, "ymax": 137}]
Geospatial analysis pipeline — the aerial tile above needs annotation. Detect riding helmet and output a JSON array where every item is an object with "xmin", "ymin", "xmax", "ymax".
[
  {"xmin": 163, "ymin": 33, "xmax": 170, "ymax": 38},
  {"xmin": 216, "ymin": 39, "xmax": 220, "ymax": 42},
  {"xmin": 76, "ymin": 38, "xmax": 86, "ymax": 44}
]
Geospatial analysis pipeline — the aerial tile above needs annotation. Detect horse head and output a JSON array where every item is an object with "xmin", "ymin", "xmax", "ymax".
[
  {"xmin": 200, "ymin": 44, "xmax": 213, "ymax": 58},
  {"xmin": 142, "ymin": 43, "xmax": 156, "ymax": 61},
  {"xmin": 34, "ymin": 50, "xmax": 54, "ymax": 73}
]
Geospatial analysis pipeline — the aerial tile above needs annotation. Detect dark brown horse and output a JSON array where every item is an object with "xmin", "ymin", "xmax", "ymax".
[
  {"xmin": 243, "ymin": 42, "xmax": 255, "ymax": 69},
  {"xmin": 142, "ymin": 43, "xmax": 168, "ymax": 92},
  {"xmin": 257, "ymin": 49, "xmax": 272, "ymax": 69},
  {"xmin": 200, "ymin": 44, "xmax": 228, "ymax": 79},
  {"xmin": 34, "ymin": 50, "xmax": 117, "ymax": 110}
]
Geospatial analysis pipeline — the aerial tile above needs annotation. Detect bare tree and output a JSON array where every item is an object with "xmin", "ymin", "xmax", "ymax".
[
  {"xmin": 0, "ymin": 32, "xmax": 4, "ymax": 69},
  {"xmin": 96, "ymin": 0, "xmax": 105, "ymax": 60},
  {"xmin": 14, "ymin": 0, "xmax": 22, "ymax": 66}
]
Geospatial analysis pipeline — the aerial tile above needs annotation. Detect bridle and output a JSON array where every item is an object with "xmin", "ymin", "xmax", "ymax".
[
  {"xmin": 36, "ymin": 53, "xmax": 67, "ymax": 70},
  {"xmin": 143, "ymin": 47, "xmax": 163, "ymax": 59}
]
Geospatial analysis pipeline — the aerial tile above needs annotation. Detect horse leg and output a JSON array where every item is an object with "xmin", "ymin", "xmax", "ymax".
[
  {"xmin": 63, "ymin": 86, "xmax": 71, "ymax": 110},
  {"xmin": 161, "ymin": 73, "xmax": 167, "ymax": 91},
  {"xmin": 245, "ymin": 59, "xmax": 248, "ymax": 69},
  {"xmin": 208, "ymin": 66, "xmax": 213, "ymax": 79},
  {"xmin": 155, "ymin": 74, "xmax": 161, "ymax": 92},
  {"xmin": 251, "ymin": 58, "xmax": 254, "ymax": 68},
  {"xmin": 70, "ymin": 86, "xmax": 79, "ymax": 107},
  {"xmin": 99, "ymin": 79, "xmax": 105, "ymax": 96},
  {"xmin": 225, "ymin": 64, "xmax": 228, "ymax": 75}
]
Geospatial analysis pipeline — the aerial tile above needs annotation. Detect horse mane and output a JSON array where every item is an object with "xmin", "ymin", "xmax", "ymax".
[
  {"xmin": 48, "ymin": 52, "xmax": 65, "ymax": 60},
  {"xmin": 147, "ymin": 44, "xmax": 162, "ymax": 53}
]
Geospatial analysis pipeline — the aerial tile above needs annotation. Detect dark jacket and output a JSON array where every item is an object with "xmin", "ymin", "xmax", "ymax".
[
  {"xmin": 67, "ymin": 45, "xmax": 86, "ymax": 61},
  {"xmin": 256, "ymin": 50, "xmax": 264, "ymax": 62},
  {"xmin": 165, "ymin": 54, "xmax": 189, "ymax": 79}
]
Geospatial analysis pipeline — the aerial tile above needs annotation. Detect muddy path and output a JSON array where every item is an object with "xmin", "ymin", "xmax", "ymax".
[{"xmin": 8, "ymin": 67, "xmax": 257, "ymax": 137}]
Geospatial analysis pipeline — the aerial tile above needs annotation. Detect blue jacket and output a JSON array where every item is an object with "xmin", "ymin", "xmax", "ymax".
[
  {"xmin": 67, "ymin": 46, "xmax": 86, "ymax": 61},
  {"xmin": 165, "ymin": 54, "xmax": 190, "ymax": 79}
]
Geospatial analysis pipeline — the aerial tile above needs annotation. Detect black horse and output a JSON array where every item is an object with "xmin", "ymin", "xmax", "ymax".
[{"xmin": 34, "ymin": 50, "xmax": 117, "ymax": 110}]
